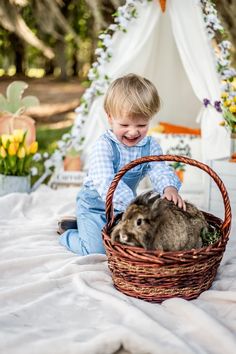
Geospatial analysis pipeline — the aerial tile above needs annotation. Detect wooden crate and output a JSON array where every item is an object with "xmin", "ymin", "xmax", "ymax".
[
  {"xmin": 49, "ymin": 170, "xmax": 86, "ymax": 189},
  {"xmin": 205, "ymin": 159, "xmax": 236, "ymax": 225}
]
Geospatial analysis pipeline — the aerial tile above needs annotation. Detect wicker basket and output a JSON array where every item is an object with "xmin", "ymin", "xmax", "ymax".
[{"xmin": 102, "ymin": 155, "xmax": 232, "ymax": 302}]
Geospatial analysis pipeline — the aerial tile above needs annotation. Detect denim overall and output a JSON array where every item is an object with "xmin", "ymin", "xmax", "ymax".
[{"xmin": 59, "ymin": 138, "xmax": 150, "ymax": 255}]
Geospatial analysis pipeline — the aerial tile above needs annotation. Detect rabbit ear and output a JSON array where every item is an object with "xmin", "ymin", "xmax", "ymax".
[
  {"xmin": 130, "ymin": 191, "xmax": 153, "ymax": 206},
  {"xmin": 148, "ymin": 193, "xmax": 161, "ymax": 206}
]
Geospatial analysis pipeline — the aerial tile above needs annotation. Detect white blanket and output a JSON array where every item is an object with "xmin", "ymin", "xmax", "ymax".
[{"xmin": 0, "ymin": 186, "xmax": 236, "ymax": 354}]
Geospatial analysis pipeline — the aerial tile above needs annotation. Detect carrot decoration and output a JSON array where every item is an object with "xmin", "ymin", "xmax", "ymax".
[{"xmin": 159, "ymin": 0, "xmax": 166, "ymax": 12}]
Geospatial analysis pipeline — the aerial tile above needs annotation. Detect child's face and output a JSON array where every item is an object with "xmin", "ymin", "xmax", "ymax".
[{"xmin": 108, "ymin": 114, "xmax": 150, "ymax": 147}]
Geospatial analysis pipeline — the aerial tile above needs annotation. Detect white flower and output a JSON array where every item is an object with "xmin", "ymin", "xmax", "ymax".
[
  {"xmin": 95, "ymin": 48, "xmax": 111, "ymax": 62},
  {"xmin": 74, "ymin": 114, "xmax": 86, "ymax": 130},
  {"xmin": 102, "ymin": 35, "xmax": 112, "ymax": 48},
  {"xmin": 62, "ymin": 133, "xmax": 71, "ymax": 141},
  {"xmin": 221, "ymin": 82, "xmax": 231, "ymax": 92},
  {"xmin": 75, "ymin": 104, "xmax": 87, "ymax": 114},
  {"xmin": 52, "ymin": 150, "xmax": 63, "ymax": 163},
  {"xmin": 108, "ymin": 24, "xmax": 118, "ymax": 31},
  {"xmin": 97, "ymin": 65, "xmax": 106, "ymax": 77},
  {"xmin": 71, "ymin": 125, "xmax": 82, "ymax": 137},
  {"xmin": 92, "ymin": 62, "xmax": 99, "ymax": 69},
  {"xmin": 115, "ymin": 16, "xmax": 129, "ymax": 29},
  {"xmin": 44, "ymin": 159, "xmax": 54, "ymax": 169},
  {"xmin": 88, "ymin": 68, "xmax": 98, "ymax": 81},
  {"xmin": 221, "ymin": 68, "xmax": 236, "ymax": 80},
  {"xmin": 98, "ymin": 34, "xmax": 112, "ymax": 48},
  {"xmin": 57, "ymin": 141, "xmax": 66, "ymax": 149},
  {"xmin": 207, "ymin": 14, "xmax": 217, "ymax": 23},
  {"xmin": 206, "ymin": 28, "xmax": 215, "ymax": 39},
  {"xmin": 220, "ymin": 40, "xmax": 231, "ymax": 50},
  {"xmin": 95, "ymin": 48, "xmax": 104, "ymax": 56},
  {"xmin": 97, "ymin": 56, "xmax": 107, "ymax": 66},
  {"xmin": 30, "ymin": 167, "xmax": 38, "ymax": 176},
  {"xmin": 43, "ymin": 152, "xmax": 49, "ymax": 158},
  {"xmin": 83, "ymin": 88, "xmax": 95, "ymax": 101},
  {"xmin": 214, "ymin": 23, "xmax": 224, "ymax": 32},
  {"xmin": 32, "ymin": 153, "xmax": 41, "ymax": 161},
  {"xmin": 218, "ymin": 58, "xmax": 230, "ymax": 67},
  {"xmin": 93, "ymin": 80, "xmax": 108, "ymax": 94}
]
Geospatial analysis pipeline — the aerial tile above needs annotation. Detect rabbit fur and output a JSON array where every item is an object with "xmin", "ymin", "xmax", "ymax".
[{"xmin": 111, "ymin": 191, "xmax": 208, "ymax": 251}]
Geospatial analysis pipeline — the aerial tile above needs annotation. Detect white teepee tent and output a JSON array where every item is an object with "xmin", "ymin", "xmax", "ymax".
[{"xmin": 74, "ymin": 0, "xmax": 230, "ymax": 169}]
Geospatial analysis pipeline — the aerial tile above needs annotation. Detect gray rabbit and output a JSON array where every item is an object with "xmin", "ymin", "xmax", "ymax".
[{"xmin": 111, "ymin": 191, "xmax": 207, "ymax": 251}]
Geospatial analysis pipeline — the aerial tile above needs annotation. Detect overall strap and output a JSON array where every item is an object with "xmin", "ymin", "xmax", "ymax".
[
  {"xmin": 141, "ymin": 137, "xmax": 151, "ymax": 157},
  {"xmin": 109, "ymin": 139, "xmax": 120, "ymax": 172},
  {"xmin": 109, "ymin": 136, "xmax": 150, "ymax": 172}
]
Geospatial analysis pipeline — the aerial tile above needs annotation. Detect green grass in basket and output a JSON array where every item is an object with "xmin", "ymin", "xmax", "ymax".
[{"xmin": 201, "ymin": 226, "xmax": 221, "ymax": 246}]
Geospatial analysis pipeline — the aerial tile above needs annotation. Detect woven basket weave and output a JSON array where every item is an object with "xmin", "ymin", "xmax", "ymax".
[{"xmin": 102, "ymin": 155, "xmax": 232, "ymax": 302}]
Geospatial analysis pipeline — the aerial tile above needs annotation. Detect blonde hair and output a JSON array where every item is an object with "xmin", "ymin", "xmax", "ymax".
[{"xmin": 104, "ymin": 73, "xmax": 160, "ymax": 120}]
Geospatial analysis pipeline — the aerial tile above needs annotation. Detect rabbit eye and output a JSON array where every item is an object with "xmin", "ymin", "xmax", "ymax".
[{"xmin": 136, "ymin": 218, "xmax": 143, "ymax": 226}]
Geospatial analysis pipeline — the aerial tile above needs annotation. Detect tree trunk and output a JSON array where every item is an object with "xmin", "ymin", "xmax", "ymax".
[
  {"xmin": 54, "ymin": 39, "xmax": 68, "ymax": 80},
  {"xmin": 44, "ymin": 58, "xmax": 55, "ymax": 76},
  {"xmin": 9, "ymin": 33, "xmax": 24, "ymax": 74},
  {"xmin": 72, "ymin": 51, "xmax": 79, "ymax": 77}
]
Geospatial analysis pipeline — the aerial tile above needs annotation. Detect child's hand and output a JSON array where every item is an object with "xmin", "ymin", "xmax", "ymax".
[{"xmin": 162, "ymin": 186, "xmax": 186, "ymax": 211}]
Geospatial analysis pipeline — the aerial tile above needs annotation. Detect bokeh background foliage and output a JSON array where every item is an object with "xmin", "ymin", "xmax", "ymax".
[
  {"xmin": 0, "ymin": 0, "xmax": 235, "ymax": 81},
  {"xmin": 0, "ymin": 0, "xmax": 126, "ymax": 80}
]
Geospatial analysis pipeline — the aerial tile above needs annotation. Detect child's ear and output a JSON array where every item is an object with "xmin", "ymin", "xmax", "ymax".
[{"xmin": 107, "ymin": 114, "xmax": 112, "ymax": 124}]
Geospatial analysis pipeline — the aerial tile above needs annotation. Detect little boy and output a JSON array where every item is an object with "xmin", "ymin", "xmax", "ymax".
[{"xmin": 59, "ymin": 74, "xmax": 185, "ymax": 255}]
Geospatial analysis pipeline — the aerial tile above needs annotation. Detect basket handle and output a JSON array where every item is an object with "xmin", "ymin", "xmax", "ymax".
[{"xmin": 105, "ymin": 155, "xmax": 232, "ymax": 233}]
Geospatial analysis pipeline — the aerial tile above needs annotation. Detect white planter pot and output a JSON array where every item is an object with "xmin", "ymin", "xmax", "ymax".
[
  {"xmin": 230, "ymin": 133, "xmax": 236, "ymax": 158},
  {"xmin": 0, "ymin": 174, "xmax": 31, "ymax": 196}
]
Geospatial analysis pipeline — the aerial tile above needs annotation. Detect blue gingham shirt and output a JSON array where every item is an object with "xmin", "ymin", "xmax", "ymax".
[{"xmin": 84, "ymin": 130, "xmax": 181, "ymax": 211}]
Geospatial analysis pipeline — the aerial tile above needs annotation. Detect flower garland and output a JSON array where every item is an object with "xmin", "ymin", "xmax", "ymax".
[
  {"xmin": 200, "ymin": 0, "xmax": 236, "ymax": 81},
  {"xmin": 38, "ymin": 0, "xmax": 235, "ymax": 187},
  {"xmin": 199, "ymin": 0, "xmax": 236, "ymax": 132}
]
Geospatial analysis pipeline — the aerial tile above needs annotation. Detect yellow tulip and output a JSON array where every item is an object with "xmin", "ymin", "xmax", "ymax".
[
  {"xmin": 221, "ymin": 92, "xmax": 228, "ymax": 98},
  {"xmin": 13, "ymin": 129, "xmax": 25, "ymax": 143},
  {"xmin": 28, "ymin": 141, "xmax": 38, "ymax": 154},
  {"xmin": 8, "ymin": 142, "xmax": 18, "ymax": 156},
  {"xmin": 229, "ymin": 105, "xmax": 236, "ymax": 113},
  {"xmin": 17, "ymin": 146, "xmax": 26, "ymax": 159},
  {"xmin": 1, "ymin": 134, "xmax": 13, "ymax": 148},
  {"xmin": 219, "ymin": 121, "xmax": 226, "ymax": 126},
  {"xmin": 234, "ymin": 96, "xmax": 236, "ymax": 103},
  {"xmin": 0, "ymin": 146, "xmax": 7, "ymax": 158},
  {"xmin": 224, "ymin": 99, "xmax": 232, "ymax": 107}
]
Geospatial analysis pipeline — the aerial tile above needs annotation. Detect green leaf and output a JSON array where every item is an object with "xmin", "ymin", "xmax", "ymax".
[
  {"xmin": 21, "ymin": 96, "xmax": 40, "ymax": 109},
  {"xmin": 224, "ymin": 109, "xmax": 236, "ymax": 124},
  {"xmin": 6, "ymin": 81, "xmax": 29, "ymax": 113},
  {"xmin": 17, "ymin": 158, "xmax": 24, "ymax": 175}
]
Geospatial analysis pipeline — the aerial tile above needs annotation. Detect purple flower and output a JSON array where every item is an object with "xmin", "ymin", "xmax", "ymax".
[
  {"xmin": 214, "ymin": 100, "xmax": 223, "ymax": 113},
  {"xmin": 203, "ymin": 98, "xmax": 211, "ymax": 107}
]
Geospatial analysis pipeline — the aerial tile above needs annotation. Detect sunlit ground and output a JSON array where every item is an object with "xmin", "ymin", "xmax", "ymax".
[{"xmin": 0, "ymin": 67, "xmax": 62, "ymax": 78}]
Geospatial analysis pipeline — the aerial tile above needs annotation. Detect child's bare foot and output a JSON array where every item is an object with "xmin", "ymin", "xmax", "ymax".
[{"xmin": 57, "ymin": 216, "xmax": 77, "ymax": 235}]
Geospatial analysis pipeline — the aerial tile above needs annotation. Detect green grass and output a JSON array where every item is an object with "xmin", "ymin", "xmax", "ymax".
[
  {"xmin": 31, "ymin": 125, "xmax": 73, "ymax": 186},
  {"xmin": 36, "ymin": 125, "xmax": 72, "ymax": 153}
]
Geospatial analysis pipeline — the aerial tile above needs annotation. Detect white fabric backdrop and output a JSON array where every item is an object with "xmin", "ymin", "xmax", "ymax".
[
  {"xmin": 0, "ymin": 186, "xmax": 236, "ymax": 354},
  {"xmin": 79, "ymin": 0, "xmax": 230, "ymax": 168}
]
